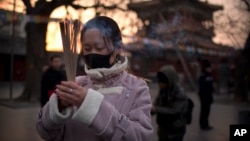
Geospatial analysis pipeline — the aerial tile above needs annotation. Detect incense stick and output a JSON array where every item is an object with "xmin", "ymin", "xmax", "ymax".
[{"xmin": 60, "ymin": 19, "xmax": 81, "ymax": 81}]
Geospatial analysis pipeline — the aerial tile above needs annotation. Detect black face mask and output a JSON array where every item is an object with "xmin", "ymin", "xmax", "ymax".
[{"xmin": 84, "ymin": 53, "xmax": 112, "ymax": 69}]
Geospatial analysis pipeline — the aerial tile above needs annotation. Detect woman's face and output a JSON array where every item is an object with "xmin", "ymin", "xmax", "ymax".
[
  {"xmin": 50, "ymin": 57, "xmax": 62, "ymax": 70},
  {"xmin": 81, "ymin": 28, "xmax": 113, "ymax": 55},
  {"xmin": 158, "ymin": 82, "xmax": 168, "ymax": 89}
]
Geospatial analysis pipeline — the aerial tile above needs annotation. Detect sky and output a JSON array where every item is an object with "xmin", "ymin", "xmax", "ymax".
[{"xmin": 207, "ymin": 0, "xmax": 250, "ymax": 48}]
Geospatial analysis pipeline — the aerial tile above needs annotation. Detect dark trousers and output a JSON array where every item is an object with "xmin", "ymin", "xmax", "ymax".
[
  {"xmin": 199, "ymin": 102, "xmax": 211, "ymax": 128},
  {"xmin": 159, "ymin": 136, "xmax": 184, "ymax": 141},
  {"xmin": 158, "ymin": 127, "xmax": 184, "ymax": 141},
  {"xmin": 159, "ymin": 137, "xmax": 183, "ymax": 141}
]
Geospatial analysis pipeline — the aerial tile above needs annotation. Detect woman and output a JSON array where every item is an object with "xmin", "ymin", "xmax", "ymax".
[
  {"xmin": 151, "ymin": 65, "xmax": 188, "ymax": 141},
  {"xmin": 36, "ymin": 16, "xmax": 153, "ymax": 141}
]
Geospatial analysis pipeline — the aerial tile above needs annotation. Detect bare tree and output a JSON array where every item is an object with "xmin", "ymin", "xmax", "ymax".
[
  {"xmin": 234, "ymin": 0, "xmax": 250, "ymax": 101},
  {"xmin": 214, "ymin": 0, "xmax": 250, "ymax": 101},
  {"xmin": 240, "ymin": 0, "xmax": 250, "ymax": 51},
  {"xmin": 17, "ymin": 0, "xmax": 75, "ymax": 101},
  {"xmin": 204, "ymin": 0, "xmax": 250, "ymax": 100}
]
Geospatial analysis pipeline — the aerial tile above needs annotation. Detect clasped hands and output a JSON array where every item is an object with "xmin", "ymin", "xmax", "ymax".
[{"xmin": 55, "ymin": 81, "xmax": 88, "ymax": 110}]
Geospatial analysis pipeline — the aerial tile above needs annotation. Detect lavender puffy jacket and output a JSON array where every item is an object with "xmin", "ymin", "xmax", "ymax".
[{"xmin": 36, "ymin": 58, "xmax": 153, "ymax": 141}]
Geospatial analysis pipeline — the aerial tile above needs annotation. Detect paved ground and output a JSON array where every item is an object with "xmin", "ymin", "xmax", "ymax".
[{"xmin": 0, "ymin": 82, "xmax": 249, "ymax": 141}]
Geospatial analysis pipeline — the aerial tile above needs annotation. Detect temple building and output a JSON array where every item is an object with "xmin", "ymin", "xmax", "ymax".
[
  {"xmin": 0, "ymin": 9, "xmax": 26, "ymax": 81},
  {"xmin": 126, "ymin": 0, "xmax": 236, "ymax": 83}
]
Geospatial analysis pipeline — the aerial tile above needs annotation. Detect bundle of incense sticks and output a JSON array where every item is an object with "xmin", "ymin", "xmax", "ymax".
[{"xmin": 59, "ymin": 19, "xmax": 81, "ymax": 81}]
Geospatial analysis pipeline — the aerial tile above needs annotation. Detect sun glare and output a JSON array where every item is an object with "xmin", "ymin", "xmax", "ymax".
[
  {"xmin": 46, "ymin": 6, "xmax": 80, "ymax": 52},
  {"xmin": 46, "ymin": 3, "xmax": 142, "ymax": 52}
]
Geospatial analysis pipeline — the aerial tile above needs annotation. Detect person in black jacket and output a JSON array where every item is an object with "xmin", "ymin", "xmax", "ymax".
[
  {"xmin": 40, "ymin": 55, "xmax": 66, "ymax": 107},
  {"xmin": 198, "ymin": 59, "xmax": 214, "ymax": 130},
  {"xmin": 152, "ymin": 65, "xmax": 188, "ymax": 141}
]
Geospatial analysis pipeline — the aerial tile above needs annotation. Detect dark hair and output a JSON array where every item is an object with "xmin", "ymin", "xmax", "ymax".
[
  {"xmin": 201, "ymin": 59, "xmax": 211, "ymax": 72},
  {"xmin": 157, "ymin": 72, "xmax": 168, "ymax": 84},
  {"xmin": 81, "ymin": 16, "xmax": 123, "ymax": 51},
  {"xmin": 50, "ymin": 55, "xmax": 61, "ymax": 62}
]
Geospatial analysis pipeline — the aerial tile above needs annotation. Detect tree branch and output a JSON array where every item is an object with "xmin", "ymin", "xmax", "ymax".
[
  {"xmin": 24, "ymin": 0, "xmax": 126, "ymax": 15},
  {"xmin": 22, "ymin": 0, "xmax": 33, "ymax": 12},
  {"xmin": 70, "ymin": 3, "xmax": 126, "ymax": 11}
]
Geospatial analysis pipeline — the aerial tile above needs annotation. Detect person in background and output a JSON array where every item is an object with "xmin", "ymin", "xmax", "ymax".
[
  {"xmin": 198, "ymin": 59, "xmax": 214, "ymax": 130},
  {"xmin": 40, "ymin": 55, "xmax": 66, "ymax": 107},
  {"xmin": 152, "ymin": 65, "xmax": 188, "ymax": 141},
  {"xmin": 36, "ymin": 16, "xmax": 153, "ymax": 141}
]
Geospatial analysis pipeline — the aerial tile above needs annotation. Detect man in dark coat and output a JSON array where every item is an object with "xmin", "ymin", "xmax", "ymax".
[
  {"xmin": 40, "ymin": 55, "xmax": 66, "ymax": 107},
  {"xmin": 198, "ymin": 59, "xmax": 214, "ymax": 130}
]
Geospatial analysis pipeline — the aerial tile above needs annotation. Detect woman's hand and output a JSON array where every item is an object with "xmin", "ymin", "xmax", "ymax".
[
  {"xmin": 55, "ymin": 81, "xmax": 88, "ymax": 108},
  {"xmin": 58, "ymin": 99, "xmax": 70, "ymax": 112},
  {"xmin": 151, "ymin": 106, "xmax": 156, "ymax": 112}
]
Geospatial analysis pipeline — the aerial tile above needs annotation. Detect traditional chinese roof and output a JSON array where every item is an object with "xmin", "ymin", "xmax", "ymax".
[{"xmin": 128, "ymin": 0, "xmax": 223, "ymax": 21}]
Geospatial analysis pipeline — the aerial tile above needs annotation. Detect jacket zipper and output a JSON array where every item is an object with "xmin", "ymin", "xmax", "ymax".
[{"xmin": 119, "ymin": 90, "xmax": 130, "ymax": 115}]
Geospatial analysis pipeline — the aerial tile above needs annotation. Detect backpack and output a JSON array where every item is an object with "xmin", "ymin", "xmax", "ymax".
[{"xmin": 186, "ymin": 98, "xmax": 194, "ymax": 124}]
